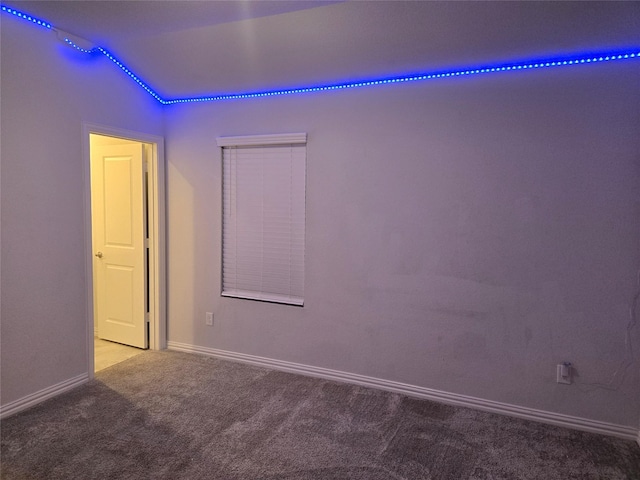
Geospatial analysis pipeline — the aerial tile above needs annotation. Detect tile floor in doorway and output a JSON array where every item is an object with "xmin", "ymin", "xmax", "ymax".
[{"xmin": 94, "ymin": 337, "xmax": 145, "ymax": 372}]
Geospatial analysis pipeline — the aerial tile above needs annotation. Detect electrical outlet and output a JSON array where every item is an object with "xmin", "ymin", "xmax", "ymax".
[
  {"xmin": 205, "ymin": 312, "xmax": 213, "ymax": 326},
  {"xmin": 556, "ymin": 363, "xmax": 571, "ymax": 384}
]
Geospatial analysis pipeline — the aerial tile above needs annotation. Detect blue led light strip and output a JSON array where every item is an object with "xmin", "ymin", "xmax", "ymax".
[
  {"xmin": 96, "ymin": 48, "xmax": 167, "ymax": 104},
  {"xmin": 1, "ymin": 3, "xmax": 638, "ymax": 106},
  {"xmin": 62, "ymin": 38, "xmax": 93, "ymax": 54},
  {"xmin": 2, "ymin": 3, "xmax": 168, "ymax": 103},
  {"xmin": 167, "ymin": 50, "xmax": 639, "ymax": 104},
  {"xmin": 1, "ymin": 4, "xmax": 51, "ymax": 28}
]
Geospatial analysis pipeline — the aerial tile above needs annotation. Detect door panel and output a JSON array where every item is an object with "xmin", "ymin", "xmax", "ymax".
[
  {"xmin": 92, "ymin": 144, "xmax": 147, "ymax": 349},
  {"xmin": 104, "ymin": 265, "xmax": 136, "ymax": 326},
  {"xmin": 104, "ymin": 157, "xmax": 134, "ymax": 246}
]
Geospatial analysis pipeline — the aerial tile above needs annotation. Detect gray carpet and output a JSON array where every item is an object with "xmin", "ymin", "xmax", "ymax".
[{"xmin": 2, "ymin": 351, "xmax": 639, "ymax": 479}]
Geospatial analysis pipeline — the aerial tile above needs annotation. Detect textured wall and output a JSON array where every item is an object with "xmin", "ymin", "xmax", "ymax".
[
  {"xmin": 2, "ymin": 2, "xmax": 639, "ymax": 431},
  {"xmin": 165, "ymin": 60, "xmax": 640, "ymax": 426},
  {"xmin": 0, "ymin": 17, "xmax": 164, "ymax": 405}
]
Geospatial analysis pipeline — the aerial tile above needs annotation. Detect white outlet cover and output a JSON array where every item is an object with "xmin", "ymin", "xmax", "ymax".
[{"xmin": 556, "ymin": 364, "xmax": 571, "ymax": 384}]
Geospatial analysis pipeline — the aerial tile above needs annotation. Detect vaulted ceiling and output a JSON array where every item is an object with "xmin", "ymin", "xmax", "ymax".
[{"xmin": 3, "ymin": 1, "xmax": 639, "ymax": 99}]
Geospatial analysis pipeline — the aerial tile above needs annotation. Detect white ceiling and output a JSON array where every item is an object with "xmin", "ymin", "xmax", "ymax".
[
  {"xmin": 3, "ymin": 1, "xmax": 343, "ymax": 39},
  {"xmin": 3, "ymin": 1, "xmax": 640, "ymax": 99}
]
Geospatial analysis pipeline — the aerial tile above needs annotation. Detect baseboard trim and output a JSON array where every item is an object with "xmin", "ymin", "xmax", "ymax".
[
  {"xmin": 168, "ymin": 341, "xmax": 638, "ymax": 442},
  {"xmin": 0, "ymin": 373, "xmax": 89, "ymax": 420}
]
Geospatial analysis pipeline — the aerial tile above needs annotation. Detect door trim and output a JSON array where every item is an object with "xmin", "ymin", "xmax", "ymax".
[{"xmin": 82, "ymin": 123, "xmax": 166, "ymax": 378}]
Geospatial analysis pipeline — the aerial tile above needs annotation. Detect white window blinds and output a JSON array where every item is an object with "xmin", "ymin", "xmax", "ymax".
[{"xmin": 218, "ymin": 133, "xmax": 306, "ymax": 306}]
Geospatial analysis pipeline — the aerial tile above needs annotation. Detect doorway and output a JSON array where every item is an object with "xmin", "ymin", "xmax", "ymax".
[{"xmin": 83, "ymin": 124, "xmax": 166, "ymax": 376}]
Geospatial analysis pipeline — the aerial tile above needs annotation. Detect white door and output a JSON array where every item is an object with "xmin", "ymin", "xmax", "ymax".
[{"xmin": 91, "ymin": 144, "xmax": 148, "ymax": 349}]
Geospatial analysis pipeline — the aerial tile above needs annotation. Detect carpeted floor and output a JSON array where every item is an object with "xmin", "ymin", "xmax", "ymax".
[{"xmin": 2, "ymin": 350, "xmax": 639, "ymax": 479}]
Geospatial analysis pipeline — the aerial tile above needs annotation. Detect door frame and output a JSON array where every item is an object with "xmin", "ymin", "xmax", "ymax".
[{"xmin": 82, "ymin": 123, "xmax": 166, "ymax": 378}]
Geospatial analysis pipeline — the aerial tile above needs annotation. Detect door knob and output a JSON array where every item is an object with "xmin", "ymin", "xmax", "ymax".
[{"xmin": 95, "ymin": 252, "xmax": 103, "ymax": 258}]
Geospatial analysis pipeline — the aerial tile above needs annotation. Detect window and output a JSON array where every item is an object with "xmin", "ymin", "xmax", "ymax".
[{"xmin": 217, "ymin": 133, "xmax": 306, "ymax": 306}]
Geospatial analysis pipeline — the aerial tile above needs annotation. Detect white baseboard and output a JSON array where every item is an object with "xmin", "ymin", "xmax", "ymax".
[
  {"xmin": 0, "ymin": 373, "xmax": 89, "ymax": 420},
  {"xmin": 168, "ymin": 341, "xmax": 638, "ymax": 442}
]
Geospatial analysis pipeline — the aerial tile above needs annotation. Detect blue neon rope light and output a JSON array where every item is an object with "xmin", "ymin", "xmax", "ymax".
[{"xmin": 2, "ymin": 3, "xmax": 639, "ymax": 106}]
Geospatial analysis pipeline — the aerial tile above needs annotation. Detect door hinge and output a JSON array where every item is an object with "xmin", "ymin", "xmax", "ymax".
[{"xmin": 145, "ymin": 313, "xmax": 150, "ymax": 323}]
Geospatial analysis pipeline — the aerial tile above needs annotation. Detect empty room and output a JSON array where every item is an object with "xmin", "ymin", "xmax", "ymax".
[{"xmin": 1, "ymin": 1, "xmax": 639, "ymax": 478}]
